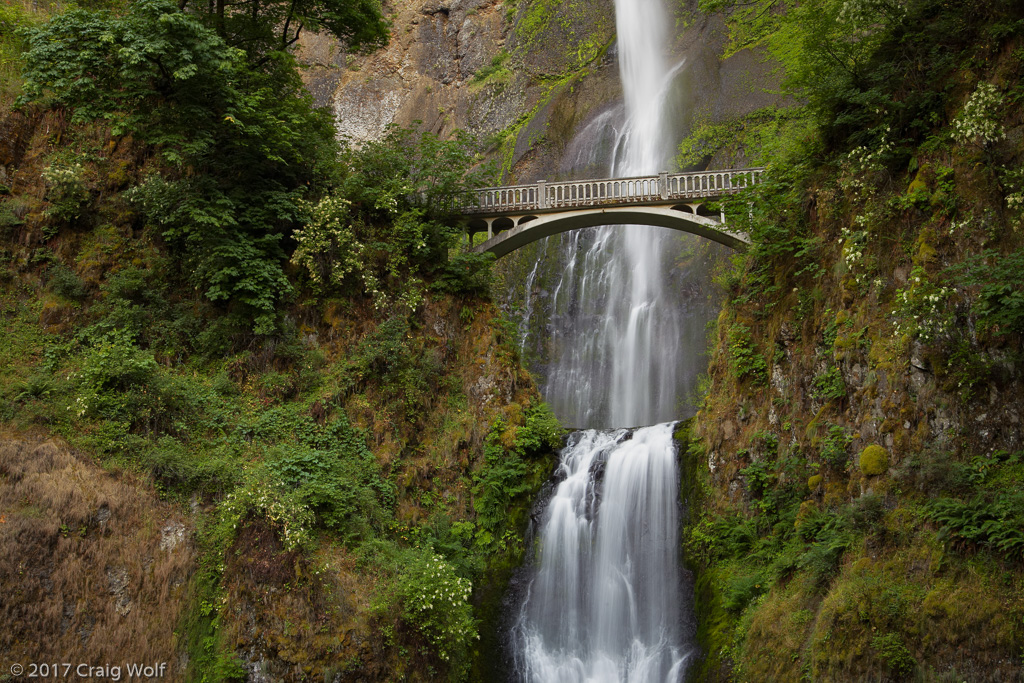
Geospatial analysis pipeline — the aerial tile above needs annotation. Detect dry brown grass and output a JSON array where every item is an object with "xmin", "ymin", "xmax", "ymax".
[{"xmin": 0, "ymin": 436, "xmax": 194, "ymax": 679}]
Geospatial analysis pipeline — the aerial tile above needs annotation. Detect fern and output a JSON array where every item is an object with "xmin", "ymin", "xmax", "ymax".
[{"xmin": 928, "ymin": 493, "xmax": 1024, "ymax": 559}]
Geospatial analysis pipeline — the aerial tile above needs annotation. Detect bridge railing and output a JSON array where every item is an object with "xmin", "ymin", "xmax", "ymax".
[{"xmin": 458, "ymin": 168, "xmax": 765, "ymax": 214}]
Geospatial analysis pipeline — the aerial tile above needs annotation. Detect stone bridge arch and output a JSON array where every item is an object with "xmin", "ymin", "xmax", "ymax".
[
  {"xmin": 457, "ymin": 168, "xmax": 762, "ymax": 257},
  {"xmin": 468, "ymin": 205, "xmax": 750, "ymax": 257}
]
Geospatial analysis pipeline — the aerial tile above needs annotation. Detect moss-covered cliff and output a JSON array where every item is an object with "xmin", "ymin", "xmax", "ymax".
[
  {"xmin": 679, "ymin": 0, "xmax": 1024, "ymax": 679},
  {"xmin": 0, "ymin": 3, "xmax": 565, "ymax": 677}
]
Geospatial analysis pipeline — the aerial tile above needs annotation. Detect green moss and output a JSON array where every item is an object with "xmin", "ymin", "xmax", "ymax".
[
  {"xmin": 808, "ymin": 474, "xmax": 823, "ymax": 490},
  {"xmin": 859, "ymin": 445, "xmax": 890, "ymax": 476}
]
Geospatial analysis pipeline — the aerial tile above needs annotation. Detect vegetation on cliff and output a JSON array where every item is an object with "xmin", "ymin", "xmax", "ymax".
[
  {"xmin": 0, "ymin": 1, "xmax": 562, "ymax": 680},
  {"xmin": 680, "ymin": 0, "xmax": 1024, "ymax": 679}
]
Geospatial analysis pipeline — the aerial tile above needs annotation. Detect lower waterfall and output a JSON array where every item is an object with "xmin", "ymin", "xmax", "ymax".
[{"xmin": 509, "ymin": 425, "xmax": 694, "ymax": 682}]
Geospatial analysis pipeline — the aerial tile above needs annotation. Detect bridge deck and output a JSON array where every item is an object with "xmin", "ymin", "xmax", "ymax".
[{"xmin": 458, "ymin": 168, "xmax": 764, "ymax": 217}]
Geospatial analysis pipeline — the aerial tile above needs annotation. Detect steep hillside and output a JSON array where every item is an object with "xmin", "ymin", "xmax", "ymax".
[
  {"xmin": 679, "ymin": 0, "xmax": 1024, "ymax": 679},
  {"xmin": 0, "ymin": 2, "xmax": 564, "ymax": 680}
]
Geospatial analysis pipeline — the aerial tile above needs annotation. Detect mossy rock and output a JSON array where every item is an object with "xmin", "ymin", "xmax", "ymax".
[
  {"xmin": 794, "ymin": 500, "xmax": 818, "ymax": 529},
  {"xmin": 807, "ymin": 474, "xmax": 823, "ymax": 490},
  {"xmin": 859, "ymin": 445, "xmax": 889, "ymax": 476}
]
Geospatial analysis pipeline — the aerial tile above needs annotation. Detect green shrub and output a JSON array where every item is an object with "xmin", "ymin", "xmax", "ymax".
[
  {"xmin": 431, "ymin": 251, "xmax": 496, "ymax": 297},
  {"xmin": 41, "ymin": 162, "xmax": 90, "ymax": 225},
  {"xmin": 472, "ymin": 403, "xmax": 562, "ymax": 548},
  {"xmin": 728, "ymin": 323, "xmax": 768, "ymax": 384},
  {"xmin": 76, "ymin": 330, "xmax": 157, "ymax": 394},
  {"xmin": 48, "ymin": 264, "xmax": 87, "ymax": 301},
  {"xmin": 142, "ymin": 437, "xmax": 242, "ymax": 493},
  {"xmin": 928, "ymin": 492, "xmax": 1024, "ymax": 559},
  {"xmin": 722, "ymin": 572, "xmax": 766, "ymax": 613},
  {"xmin": 952, "ymin": 248, "xmax": 1024, "ymax": 337},
  {"xmin": 871, "ymin": 632, "xmax": 916, "ymax": 676},
  {"xmin": 820, "ymin": 425, "xmax": 852, "ymax": 470},
  {"xmin": 265, "ymin": 418, "xmax": 393, "ymax": 542},
  {"xmin": 811, "ymin": 365, "xmax": 846, "ymax": 402},
  {"xmin": 220, "ymin": 471, "xmax": 316, "ymax": 550},
  {"xmin": 859, "ymin": 445, "xmax": 889, "ymax": 475},
  {"xmin": 394, "ymin": 550, "xmax": 477, "ymax": 665}
]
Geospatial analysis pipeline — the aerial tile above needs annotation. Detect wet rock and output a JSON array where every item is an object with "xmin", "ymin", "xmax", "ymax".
[
  {"xmin": 159, "ymin": 521, "xmax": 187, "ymax": 553},
  {"xmin": 106, "ymin": 567, "xmax": 132, "ymax": 616},
  {"xmin": 770, "ymin": 364, "xmax": 787, "ymax": 393},
  {"xmin": 95, "ymin": 504, "xmax": 110, "ymax": 530}
]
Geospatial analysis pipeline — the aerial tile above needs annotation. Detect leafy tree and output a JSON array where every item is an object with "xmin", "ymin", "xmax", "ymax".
[
  {"xmin": 293, "ymin": 125, "xmax": 498, "ymax": 305},
  {"xmin": 20, "ymin": 0, "xmax": 346, "ymax": 333},
  {"xmin": 178, "ymin": 0, "xmax": 388, "ymax": 60}
]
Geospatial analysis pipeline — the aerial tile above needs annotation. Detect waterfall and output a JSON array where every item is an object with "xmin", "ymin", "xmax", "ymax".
[
  {"xmin": 507, "ymin": 0, "xmax": 698, "ymax": 679},
  {"xmin": 540, "ymin": 0, "xmax": 696, "ymax": 430},
  {"xmin": 510, "ymin": 426, "xmax": 693, "ymax": 682}
]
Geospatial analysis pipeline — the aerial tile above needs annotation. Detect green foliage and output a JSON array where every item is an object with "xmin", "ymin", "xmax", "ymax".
[
  {"xmin": 394, "ymin": 551, "xmax": 478, "ymax": 666},
  {"xmin": 820, "ymin": 425, "xmax": 852, "ymax": 471},
  {"xmin": 76, "ymin": 329, "xmax": 158, "ymax": 395},
  {"xmin": 706, "ymin": 0, "xmax": 1023, "ymax": 159},
  {"xmin": 221, "ymin": 472, "xmax": 316, "ymax": 550},
  {"xmin": 722, "ymin": 572, "xmax": 766, "ymax": 613},
  {"xmin": 264, "ymin": 416, "xmax": 393, "ymax": 541},
  {"xmin": 342, "ymin": 316, "xmax": 445, "ymax": 423},
  {"xmin": 951, "ymin": 82, "xmax": 1007, "ymax": 147},
  {"xmin": 41, "ymin": 161, "xmax": 90, "ymax": 225},
  {"xmin": 179, "ymin": 0, "xmax": 387, "ymax": 59},
  {"xmin": 92, "ymin": 262, "xmax": 205, "ymax": 355},
  {"xmin": 292, "ymin": 126, "xmax": 496, "ymax": 305},
  {"xmin": 929, "ymin": 492, "xmax": 1024, "ymax": 560},
  {"xmin": 871, "ymin": 632, "xmax": 916, "ymax": 675},
  {"xmin": 951, "ymin": 248, "xmax": 1024, "ymax": 337},
  {"xmin": 0, "ymin": 2, "xmax": 38, "ymax": 98},
  {"xmin": 676, "ymin": 107, "xmax": 815, "ymax": 169},
  {"xmin": 727, "ymin": 323, "xmax": 768, "ymax": 384},
  {"xmin": 47, "ymin": 264, "xmax": 87, "ymax": 301},
  {"xmin": 893, "ymin": 266, "xmax": 954, "ymax": 345},
  {"xmin": 859, "ymin": 445, "xmax": 890, "ymax": 476},
  {"xmin": 718, "ymin": 167, "xmax": 823, "ymax": 315},
  {"xmin": 21, "ymin": 0, "xmax": 344, "ymax": 333},
  {"xmin": 430, "ymin": 251, "xmax": 496, "ymax": 298},
  {"xmin": 470, "ymin": 50, "xmax": 511, "ymax": 86},
  {"xmin": 473, "ymin": 403, "xmax": 562, "ymax": 548},
  {"xmin": 291, "ymin": 196, "xmax": 362, "ymax": 295},
  {"xmin": 811, "ymin": 365, "xmax": 846, "ymax": 402}
]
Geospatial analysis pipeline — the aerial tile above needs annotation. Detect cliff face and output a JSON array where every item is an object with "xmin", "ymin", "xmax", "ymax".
[
  {"xmin": 678, "ymin": 6, "xmax": 1024, "ymax": 679},
  {"xmin": 0, "ymin": 93, "xmax": 558, "ymax": 680},
  {"xmin": 300, "ymin": 0, "xmax": 777, "ymax": 181},
  {"xmin": 297, "ymin": 0, "xmax": 618, "ymax": 168}
]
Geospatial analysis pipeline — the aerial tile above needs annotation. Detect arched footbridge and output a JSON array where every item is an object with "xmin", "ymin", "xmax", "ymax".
[{"xmin": 458, "ymin": 168, "xmax": 764, "ymax": 257}]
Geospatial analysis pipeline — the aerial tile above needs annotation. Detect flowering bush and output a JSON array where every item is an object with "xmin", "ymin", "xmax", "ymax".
[
  {"xmin": 291, "ymin": 196, "xmax": 364, "ymax": 294},
  {"xmin": 221, "ymin": 473, "xmax": 315, "ymax": 551},
  {"xmin": 395, "ymin": 551, "xmax": 477, "ymax": 663},
  {"xmin": 41, "ymin": 162, "xmax": 89, "ymax": 224},
  {"xmin": 840, "ymin": 129, "xmax": 895, "ymax": 202},
  {"xmin": 952, "ymin": 83, "xmax": 1006, "ymax": 147},
  {"xmin": 893, "ymin": 267, "xmax": 954, "ymax": 344},
  {"xmin": 839, "ymin": 227, "xmax": 879, "ymax": 294}
]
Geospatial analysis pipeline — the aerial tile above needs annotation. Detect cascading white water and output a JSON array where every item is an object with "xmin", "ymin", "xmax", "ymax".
[
  {"xmin": 508, "ymin": 0, "xmax": 696, "ymax": 679},
  {"xmin": 511, "ymin": 425, "xmax": 692, "ymax": 682},
  {"xmin": 542, "ymin": 0, "xmax": 688, "ymax": 429}
]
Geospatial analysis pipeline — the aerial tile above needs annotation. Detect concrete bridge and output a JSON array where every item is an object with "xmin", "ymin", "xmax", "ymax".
[{"xmin": 458, "ymin": 168, "xmax": 764, "ymax": 257}]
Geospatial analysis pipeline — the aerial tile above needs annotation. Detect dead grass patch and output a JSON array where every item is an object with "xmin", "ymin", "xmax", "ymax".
[{"xmin": 0, "ymin": 436, "xmax": 194, "ymax": 679}]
